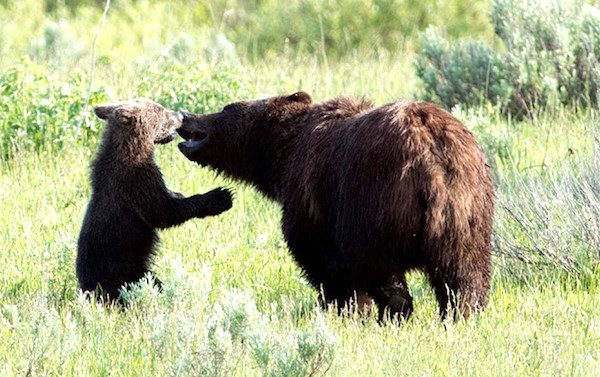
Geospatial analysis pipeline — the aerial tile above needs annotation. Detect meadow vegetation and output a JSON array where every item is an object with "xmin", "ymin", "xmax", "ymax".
[{"xmin": 0, "ymin": 0, "xmax": 599, "ymax": 375}]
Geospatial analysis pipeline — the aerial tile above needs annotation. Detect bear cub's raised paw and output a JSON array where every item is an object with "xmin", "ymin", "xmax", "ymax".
[{"xmin": 190, "ymin": 187, "xmax": 234, "ymax": 217}]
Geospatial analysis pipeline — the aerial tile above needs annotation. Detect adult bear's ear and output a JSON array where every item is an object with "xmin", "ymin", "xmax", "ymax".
[
  {"xmin": 266, "ymin": 92, "xmax": 312, "ymax": 120},
  {"xmin": 286, "ymin": 92, "xmax": 312, "ymax": 105},
  {"xmin": 93, "ymin": 104, "xmax": 115, "ymax": 120}
]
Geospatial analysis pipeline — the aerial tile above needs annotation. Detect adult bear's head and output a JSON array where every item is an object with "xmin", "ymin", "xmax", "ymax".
[{"xmin": 177, "ymin": 92, "xmax": 312, "ymax": 197}]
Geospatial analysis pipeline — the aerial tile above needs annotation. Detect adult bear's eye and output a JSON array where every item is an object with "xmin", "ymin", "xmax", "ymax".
[{"xmin": 223, "ymin": 104, "xmax": 236, "ymax": 112}]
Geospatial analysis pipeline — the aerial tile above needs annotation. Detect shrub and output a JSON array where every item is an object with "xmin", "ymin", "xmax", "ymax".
[
  {"xmin": 136, "ymin": 62, "xmax": 248, "ymax": 113},
  {"xmin": 199, "ymin": 290, "xmax": 335, "ymax": 377},
  {"xmin": 0, "ymin": 60, "xmax": 247, "ymax": 158},
  {"xmin": 120, "ymin": 276, "xmax": 335, "ymax": 377},
  {"xmin": 415, "ymin": 0, "xmax": 600, "ymax": 118},
  {"xmin": 0, "ymin": 60, "xmax": 107, "ymax": 158},
  {"xmin": 416, "ymin": 30, "xmax": 513, "ymax": 113},
  {"xmin": 27, "ymin": 20, "xmax": 86, "ymax": 69}
]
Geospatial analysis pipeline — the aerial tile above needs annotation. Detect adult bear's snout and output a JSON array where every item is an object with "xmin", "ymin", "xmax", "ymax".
[
  {"xmin": 177, "ymin": 112, "xmax": 210, "ymax": 158},
  {"xmin": 180, "ymin": 111, "xmax": 192, "ymax": 122},
  {"xmin": 177, "ymin": 112, "xmax": 200, "ymax": 139}
]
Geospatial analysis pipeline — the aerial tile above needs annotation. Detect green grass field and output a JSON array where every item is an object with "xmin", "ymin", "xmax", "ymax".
[
  {"xmin": 1, "ymin": 141, "xmax": 598, "ymax": 376},
  {"xmin": 1, "ymin": 0, "xmax": 600, "ymax": 376}
]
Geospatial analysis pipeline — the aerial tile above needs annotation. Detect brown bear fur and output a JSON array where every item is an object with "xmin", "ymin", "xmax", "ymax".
[
  {"xmin": 178, "ymin": 93, "xmax": 494, "ymax": 320},
  {"xmin": 77, "ymin": 99, "xmax": 233, "ymax": 302}
]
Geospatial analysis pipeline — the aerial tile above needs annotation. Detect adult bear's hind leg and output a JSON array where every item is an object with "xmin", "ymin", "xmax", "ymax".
[
  {"xmin": 371, "ymin": 274, "xmax": 414, "ymax": 322},
  {"xmin": 426, "ymin": 254, "xmax": 490, "ymax": 320}
]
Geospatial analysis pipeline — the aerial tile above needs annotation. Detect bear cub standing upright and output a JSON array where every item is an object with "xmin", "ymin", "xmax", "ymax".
[
  {"xmin": 77, "ymin": 99, "xmax": 233, "ymax": 301},
  {"xmin": 177, "ymin": 92, "xmax": 494, "ymax": 321}
]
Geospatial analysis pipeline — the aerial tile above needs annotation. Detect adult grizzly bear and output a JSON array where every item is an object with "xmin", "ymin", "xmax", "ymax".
[
  {"xmin": 77, "ymin": 99, "xmax": 233, "ymax": 302},
  {"xmin": 178, "ymin": 92, "xmax": 494, "ymax": 320}
]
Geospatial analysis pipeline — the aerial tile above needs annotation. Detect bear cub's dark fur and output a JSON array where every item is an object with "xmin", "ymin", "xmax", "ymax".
[{"xmin": 77, "ymin": 99, "xmax": 233, "ymax": 301}]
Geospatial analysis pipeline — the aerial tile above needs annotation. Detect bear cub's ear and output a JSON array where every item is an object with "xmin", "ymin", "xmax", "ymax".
[
  {"xmin": 94, "ymin": 103, "xmax": 135, "ymax": 124},
  {"xmin": 113, "ymin": 107, "xmax": 135, "ymax": 124},
  {"xmin": 94, "ymin": 104, "xmax": 115, "ymax": 120}
]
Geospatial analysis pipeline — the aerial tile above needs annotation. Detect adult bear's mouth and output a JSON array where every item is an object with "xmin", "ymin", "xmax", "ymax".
[
  {"xmin": 177, "ymin": 128, "xmax": 208, "ymax": 156},
  {"xmin": 177, "ymin": 112, "xmax": 212, "ymax": 158},
  {"xmin": 177, "ymin": 128, "xmax": 207, "ymax": 142}
]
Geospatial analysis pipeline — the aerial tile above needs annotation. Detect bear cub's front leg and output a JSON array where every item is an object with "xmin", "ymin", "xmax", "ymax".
[
  {"xmin": 188, "ymin": 187, "xmax": 234, "ymax": 217},
  {"xmin": 153, "ymin": 188, "xmax": 233, "ymax": 229}
]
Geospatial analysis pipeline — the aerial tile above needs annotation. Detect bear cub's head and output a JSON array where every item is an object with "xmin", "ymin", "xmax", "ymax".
[
  {"xmin": 94, "ymin": 99, "xmax": 183, "ymax": 144},
  {"xmin": 177, "ymin": 92, "xmax": 312, "ymax": 173}
]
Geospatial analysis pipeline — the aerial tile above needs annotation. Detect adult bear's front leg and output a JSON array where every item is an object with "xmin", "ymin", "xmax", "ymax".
[{"xmin": 281, "ymin": 212, "xmax": 350, "ymax": 306}]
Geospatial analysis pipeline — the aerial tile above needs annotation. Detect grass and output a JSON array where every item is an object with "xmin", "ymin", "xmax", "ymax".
[{"xmin": 0, "ymin": 143, "xmax": 599, "ymax": 376}]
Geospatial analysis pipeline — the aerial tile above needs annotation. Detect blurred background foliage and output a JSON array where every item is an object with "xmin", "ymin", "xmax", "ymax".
[
  {"xmin": 0, "ymin": 0, "xmax": 494, "ymax": 70},
  {"xmin": 417, "ymin": 0, "xmax": 600, "ymax": 118}
]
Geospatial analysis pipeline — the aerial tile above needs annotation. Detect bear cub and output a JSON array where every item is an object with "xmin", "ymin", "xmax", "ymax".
[{"xmin": 77, "ymin": 99, "xmax": 233, "ymax": 301}]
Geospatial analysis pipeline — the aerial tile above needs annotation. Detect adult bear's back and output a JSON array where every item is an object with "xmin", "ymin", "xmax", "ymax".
[{"xmin": 285, "ymin": 99, "xmax": 493, "ymax": 286}]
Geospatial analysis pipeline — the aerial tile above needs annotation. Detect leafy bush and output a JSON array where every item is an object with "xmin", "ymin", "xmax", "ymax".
[
  {"xmin": 416, "ymin": 30, "xmax": 513, "ymax": 113},
  {"xmin": 416, "ymin": 0, "xmax": 600, "ymax": 117},
  {"xmin": 27, "ymin": 20, "xmax": 86, "ymax": 69},
  {"xmin": 136, "ymin": 62, "xmax": 248, "ymax": 113},
  {"xmin": 108, "ymin": 263, "xmax": 336, "ymax": 376},
  {"xmin": 0, "ymin": 60, "xmax": 247, "ymax": 158},
  {"xmin": 199, "ymin": 290, "xmax": 335, "ymax": 377},
  {"xmin": 0, "ymin": 60, "xmax": 107, "ymax": 158},
  {"xmin": 119, "ymin": 275, "xmax": 335, "ymax": 377}
]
